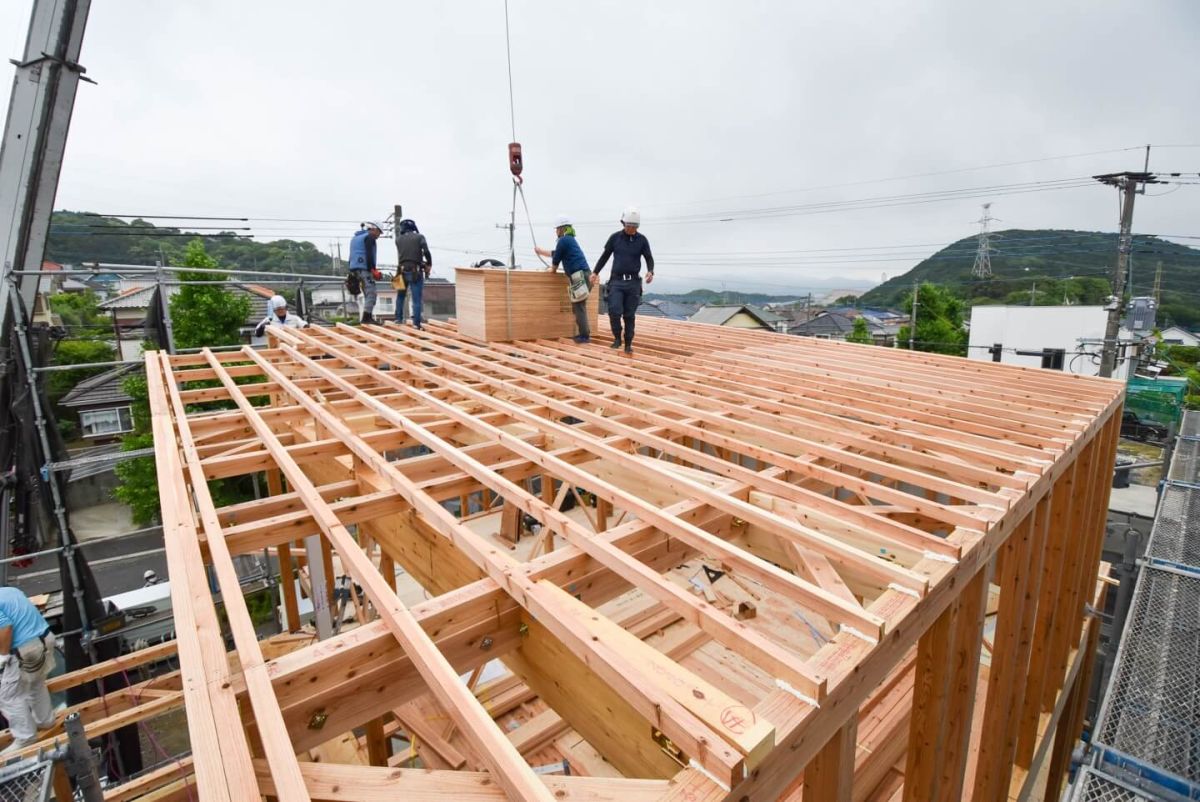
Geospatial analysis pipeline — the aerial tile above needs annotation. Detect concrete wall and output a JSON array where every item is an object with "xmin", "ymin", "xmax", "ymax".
[{"xmin": 967, "ymin": 305, "xmax": 1132, "ymax": 380}]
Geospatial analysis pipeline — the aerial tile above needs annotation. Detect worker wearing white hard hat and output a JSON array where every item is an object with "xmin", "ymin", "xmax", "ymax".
[
  {"xmin": 535, "ymin": 215, "xmax": 592, "ymax": 343},
  {"xmin": 347, "ymin": 222, "xmax": 384, "ymax": 323},
  {"xmin": 591, "ymin": 207, "xmax": 654, "ymax": 354},
  {"xmin": 254, "ymin": 294, "xmax": 308, "ymax": 338}
]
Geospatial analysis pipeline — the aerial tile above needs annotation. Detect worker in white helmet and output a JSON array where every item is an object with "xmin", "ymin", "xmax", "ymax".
[
  {"xmin": 254, "ymin": 295, "xmax": 307, "ymax": 338},
  {"xmin": 535, "ymin": 215, "xmax": 592, "ymax": 343},
  {"xmin": 347, "ymin": 222, "xmax": 384, "ymax": 323},
  {"xmin": 591, "ymin": 207, "xmax": 654, "ymax": 354}
]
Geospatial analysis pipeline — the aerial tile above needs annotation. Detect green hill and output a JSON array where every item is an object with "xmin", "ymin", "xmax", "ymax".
[
  {"xmin": 46, "ymin": 211, "xmax": 339, "ymax": 275},
  {"xmin": 857, "ymin": 229, "xmax": 1200, "ymax": 327}
]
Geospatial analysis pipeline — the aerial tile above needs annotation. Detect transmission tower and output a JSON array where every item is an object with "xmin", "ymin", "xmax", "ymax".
[{"xmin": 971, "ymin": 203, "xmax": 996, "ymax": 279}]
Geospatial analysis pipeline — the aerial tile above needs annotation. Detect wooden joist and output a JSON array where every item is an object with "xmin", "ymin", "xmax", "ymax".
[{"xmin": 138, "ymin": 313, "xmax": 1122, "ymax": 801}]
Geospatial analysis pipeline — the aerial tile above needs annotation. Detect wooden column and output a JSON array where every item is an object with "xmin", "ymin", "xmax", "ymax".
[
  {"xmin": 936, "ymin": 565, "xmax": 991, "ymax": 802},
  {"xmin": 267, "ymin": 470, "xmax": 301, "ymax": 633},
  {"xmin": 802, "ymin": 720, "xmax": 857, "ymax": 802},
  {"xmin": 903, "ymin": 599, "xmax": 958, "ymax": 801},
  {"xmin": 971, "ymin": 507, "xmax": 1037, "ymax": 800}
]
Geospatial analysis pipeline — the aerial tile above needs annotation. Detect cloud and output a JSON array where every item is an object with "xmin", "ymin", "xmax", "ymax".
[{"xmin": 3, "ymin": 0, "xmax": 1197, "ymax": 293}]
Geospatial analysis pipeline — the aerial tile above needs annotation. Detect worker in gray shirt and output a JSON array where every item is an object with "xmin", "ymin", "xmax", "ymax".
[{"xmin": 393, "ymin": 219, "xmax": 433, "ymax": 328}]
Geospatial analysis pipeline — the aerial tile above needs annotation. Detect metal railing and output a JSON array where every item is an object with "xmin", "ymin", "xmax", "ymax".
[{"xmin": 1081, "ymin": 410, "xmax": 1200, "ymax": 800}]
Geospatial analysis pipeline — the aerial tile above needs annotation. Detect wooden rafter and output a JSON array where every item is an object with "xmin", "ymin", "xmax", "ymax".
[{"xmin": 130, "ymin": 312, "xmax": 1122, "ymax": 801}]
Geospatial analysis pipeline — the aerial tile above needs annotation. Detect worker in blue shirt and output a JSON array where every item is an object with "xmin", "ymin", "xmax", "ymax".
[
  {"xmin": 591, "ymin": 207, "xmax": 654, "ymax": 354},
  {"xmin": 0, "ymin": 587, "xmax": 56, "ymax": 752},
  {"xmin": 347, "ymin": 222, "xmax": 383, "ymax": 324},
  {"xmin": 535, "ymin": 216, "xmax": 591, "ymax": 343}
]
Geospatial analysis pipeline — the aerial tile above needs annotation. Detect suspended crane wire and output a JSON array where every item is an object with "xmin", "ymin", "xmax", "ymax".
[{"xmin": 502, "ymin": 0, "xmax": 549, "ymax": 268}]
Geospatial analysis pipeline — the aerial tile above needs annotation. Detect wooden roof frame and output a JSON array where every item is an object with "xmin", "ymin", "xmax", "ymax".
[{"xmin": 139, "ymin": 315, "xmax": 1123, "ymax": 801}]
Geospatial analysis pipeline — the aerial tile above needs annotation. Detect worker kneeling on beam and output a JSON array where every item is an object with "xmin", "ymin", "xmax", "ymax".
[
  {"xmin": 254, "ymin": 295, "xmax": 307, "ymax": 338},
  {"xmin": 592, "ymin": 207, "xmax": 654, "ymax": 354},
  {"xmin": 0, "ymin": 586, "xmax": 57, "ymax": 753},
  {"xmin": 535, "ymin": 216, "xmax": 591, "ymax": 344}
]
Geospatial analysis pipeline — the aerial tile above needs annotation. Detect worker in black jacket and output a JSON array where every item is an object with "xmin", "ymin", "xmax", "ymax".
[{"xmin": 591, "ymin": 207, "xmax": 654, "ymax": 354}]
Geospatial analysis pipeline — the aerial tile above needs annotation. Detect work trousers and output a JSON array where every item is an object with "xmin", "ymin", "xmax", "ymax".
[
  {"xmin": 565, "ymin": 270, "xmax": 591, "ymax": 338},
  {"xmin": 394, "ymin": 271, "xmax": 425, "ymax": 327},
  {"xmin": 607, "ymin": 278, "xmax": 642, "ymax": 346},
  {"xmin": 352, "ymin": 269, "xmax": 377, "ymax": 315},
  {"xmin": 0, "ymin": 632, "xmax": 56, "ymax": 742}
]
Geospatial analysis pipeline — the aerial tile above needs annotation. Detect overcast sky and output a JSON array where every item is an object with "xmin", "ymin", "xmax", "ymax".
[{"xmin": 3, "ymin": 0, "xmax": 1198, "ymax": 295}]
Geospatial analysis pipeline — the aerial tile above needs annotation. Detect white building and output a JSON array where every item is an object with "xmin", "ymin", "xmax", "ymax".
[
  {"xmin": 1160, "ymin": 326, "xmax": 1200, "ymax": 347},
  {"xmin": 967, "ymin": 305, "xmax": 1135, "ymax": 380}
]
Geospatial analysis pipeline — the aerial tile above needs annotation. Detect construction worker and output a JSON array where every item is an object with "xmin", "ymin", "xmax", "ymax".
[
  {"xmin": 0, "ymin": 586, "xmax": 56, "ymax": 753},
  {"xmin": 347, "ymin": 222, "xmax": 383, "ymax": 324},
  {"xmin": 253, "ymin": 295, "xmax": 307, "ymax": 338},
  {"xmin": 393, "ymin": 219, "xmax": 433, "ymax": 328},
  {"xmin": 535, "ymin": 215, "xmax": 591, "ymax": 343},
  {"xmin": 591, "ymin": 207, "xmax": 654, "ymax": 354},
  {"xmin": 143, "ymin": 570, "xmax": 160, "ymax": 587}
]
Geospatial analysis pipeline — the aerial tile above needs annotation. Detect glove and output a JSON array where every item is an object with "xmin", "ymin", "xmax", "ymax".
[
  {"xmin": 254, "ymin": 323, "xmax": 266, "ymax": 338},
  {"xmin": 423, "ymin": 264, "xmax": 432, "ymax": 278},
  {"xmin": 372, "ymin": 269, "xmax": 383, "ymax": 281}
]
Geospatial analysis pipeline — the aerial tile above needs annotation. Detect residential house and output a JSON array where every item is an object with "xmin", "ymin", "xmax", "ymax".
[
  {"xmin": 688, "ymin": 304, "xmax": 778, "ymax": 331},
  {"xmin": 789, "ymin": 310, "xmax": 855, "ymax": 339},
  {"xmin": 58, "ymin": 365, "xmax": 138, "ymax": 443},
  {"xmin": 310, "ymin": 276, "xmax": 456, "ymax": 323},
  {"xmin": 1160, "ymin": 326, "xmax": 1200, "ymax": 347},
  {"xmin": 637, "ymin": 299, "xmax": 702, "ymax": 320}
]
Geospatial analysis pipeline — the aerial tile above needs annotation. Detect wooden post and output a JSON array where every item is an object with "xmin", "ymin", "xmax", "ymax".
[
  {"xmin": 903, "ymin": 599, "xmax": 958, "ymax": 801},
  {"xmin": 936, "ymin": 565, "xmax": 991, "ymax": 802},
  {"xmin": 803, "ymin": 720, "xmax": 857, "ymax": 802},
  {"xmin": 267, "ymin": 470, "xmax": 301, "ymax": 633}
]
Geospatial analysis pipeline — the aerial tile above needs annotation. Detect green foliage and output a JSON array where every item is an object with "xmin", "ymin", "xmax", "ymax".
[
  {"xmin": 46, "ymin": 339, "xmax": 115, "ymax": 405},
  {"xmin": 113, "ymin": 432, "xmax": 159, "ymax": 525},
  {"xmin": 49, "ymin": 290, "xmax": 109, "ymax": 329},
  {"xmin": 845, "ymin": 316, "xmax": 874, "ymax": 345},
  {"xmin": 896, "ymin": 283, "xmax": 967, "ymax": 355},
  {"xmin": 833, "ymin": 294, "xmax": 860, "ymax": 306},
  {"xmin": 857, "ymin": 230, "xmax": 1200, "ymax": 317},
  {"xmin": 169, "ymin": 240, "xmax": 252, "ymax": 350},
  {"xmin": 47, "ymin": 211, "xmax": 337, "ymax": 276}
]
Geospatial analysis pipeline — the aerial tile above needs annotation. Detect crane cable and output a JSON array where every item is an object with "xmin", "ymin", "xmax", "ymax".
[{"xmin": 503, "ymin": 0, "xmax": 550, "ymax": 270}]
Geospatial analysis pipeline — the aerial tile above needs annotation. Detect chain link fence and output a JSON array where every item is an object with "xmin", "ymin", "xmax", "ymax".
[{"xmin": 1070, "ymin": 766, "xmax": 1161, "ymax": 801}]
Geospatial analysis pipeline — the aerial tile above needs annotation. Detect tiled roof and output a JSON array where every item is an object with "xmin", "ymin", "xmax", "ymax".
[{"xmin": 59, "ymin": 365, "xmax": 138, "ymax": 409}]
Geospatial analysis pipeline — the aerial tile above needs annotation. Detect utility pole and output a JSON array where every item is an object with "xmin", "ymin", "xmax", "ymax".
[
  {"xmin": 1153, "ymin": 262, "xmax": 1162, "ymax": 306},
  {"xmin": 1095, "ymin": 172, "xmax": 1158, "ymax": 378},
  {"xmin": 0, "ymin": 0, "xmax": 93, "ymax": 332},
  {"xmin": 908, "ymin": 281, "xmax": 919, "ymax": 350},
  {"xmin": 1029, "ymin": 281, "xmax": 1036, "ymax": 306}
]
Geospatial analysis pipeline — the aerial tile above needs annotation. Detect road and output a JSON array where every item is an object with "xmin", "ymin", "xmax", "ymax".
[{"xmin": 5, "ymin": 530, "xmax": 167, "ymax": 598}]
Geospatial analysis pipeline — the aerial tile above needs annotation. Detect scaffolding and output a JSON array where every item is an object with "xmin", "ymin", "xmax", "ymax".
[{"xmin": 1083, "ymin": 410, "xmax": 1200, "ymax": 800}]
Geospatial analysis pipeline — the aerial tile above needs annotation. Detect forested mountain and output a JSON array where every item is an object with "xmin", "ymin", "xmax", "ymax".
[
  {"xmin": 46, "ymin": 211, "xmax": 339, "ymax": 275},
  {"xmin": 857, "ymin": 230, "xmax": 1200, "ymax": 327}
]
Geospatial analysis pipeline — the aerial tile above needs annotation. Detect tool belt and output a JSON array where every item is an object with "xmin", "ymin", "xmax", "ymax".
[{"xmin": 566, "ymin": 269, "xmax": 590, "ymax": 303}]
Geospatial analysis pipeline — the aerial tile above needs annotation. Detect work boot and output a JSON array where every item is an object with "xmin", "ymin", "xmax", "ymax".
[
  {"xmin": 573, "ymin": 335, "xmax": 590, "ymax": 344},
  {"xmin": 624, "ymin": 345, "xmax": 633, "ymax": 355},
  {"xmin": 361, "ymin": 312, "xmax": 375, "ymax": 325},
  {"xmin": 610, "ymin": 339, "xmax": 621, "ymax": 349}
]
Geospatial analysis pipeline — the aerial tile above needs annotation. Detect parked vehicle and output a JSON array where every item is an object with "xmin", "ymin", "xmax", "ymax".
[{"xmin": 1120, "ymin": 411, "xmax": 1168, "ymax": 443}]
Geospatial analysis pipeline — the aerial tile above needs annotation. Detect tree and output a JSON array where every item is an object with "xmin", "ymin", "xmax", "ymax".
[
  {"xmin": 46, "ymin": 340, "xmax": 116, "ymax": 406},
  {"xmin": 115, "ymin": 241, "xmax": 252, "ymax": 524},
  {"xmin": 169, "ymin": 239, "xmax": 251, "ymax": 349},
  {"xmin": 896, "ymin": 283, "xmax": 968, "ymax": 355},
  {"xmin": 845, "ymin": 316, "xmax": 874, "ymax": 345},
  {"xmin": 833, "ymin": 294, "xmax": 860, "ymax": 307}
]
